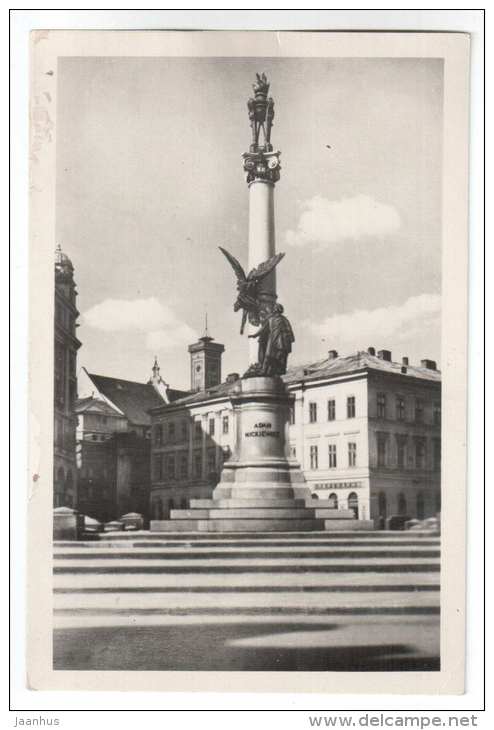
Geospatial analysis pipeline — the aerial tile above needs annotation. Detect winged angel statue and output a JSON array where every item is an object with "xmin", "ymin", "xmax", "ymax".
[{"xmin": 219, "ymin": 246, "xmax": 285, "ymax": 334}]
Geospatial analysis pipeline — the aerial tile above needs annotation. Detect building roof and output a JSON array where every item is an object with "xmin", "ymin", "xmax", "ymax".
[
  {"xmin": 153, "ymin": 350, "xmax": 441, "ymax": 412},
  {"xmin": 75, "ymin": 395, "xmax": 125, "ymax": 417},
  {"xmin": 87, "ymin": 373, "xmax": 188, "ymax": 426},
  {"xmin": 284, "ymin": 350, "xmax": 441, "ymax": 385}
]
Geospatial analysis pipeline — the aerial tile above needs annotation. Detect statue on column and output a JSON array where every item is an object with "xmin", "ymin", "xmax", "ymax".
[
  {"xmin": 218, "ymin": 246, "xmax": 285, "ymax": 333},
  {"xmin": 248, "ymin": 303, "xmax": 295, "ymax": 377}
]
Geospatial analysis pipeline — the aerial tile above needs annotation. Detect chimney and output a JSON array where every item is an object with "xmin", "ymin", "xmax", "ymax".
[
  {"xmin": 367, "ymin": 347, "xmax": 376, "ymax": 356},
  {"xmin": 377, "ymin": 349, "xmax": 392, "ymax": 362},
  {"xmin": 402, "ymin": 356, "xmax": 409, "ymax": 366},
  {"xmin": 226, "ymin": 372, "xmax": 239, "ymax": 384},
  {"xmin": 328, "ymin": 349, "xmax": 338, "ymax": 360},
  {"xmin": 421, "ymin": 359, "xmax": 437, "ymax": 370}
]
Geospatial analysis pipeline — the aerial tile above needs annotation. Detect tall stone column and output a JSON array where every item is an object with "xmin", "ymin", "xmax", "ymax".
[{"xmin": 242, "ymin": 73, "xmax": 281, "ymax": 363}]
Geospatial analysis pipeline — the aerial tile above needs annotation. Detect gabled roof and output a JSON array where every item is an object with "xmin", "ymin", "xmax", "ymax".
[
  {"xmin": 75, "ymin": 396, "xmax": 125, "ymax": 417},
  {"xmin": 87, "ymin": 373, "xmax": 188, "ymax": 426}
]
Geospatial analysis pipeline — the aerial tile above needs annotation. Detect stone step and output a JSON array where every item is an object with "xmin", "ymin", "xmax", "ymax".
[
  {"xmin": 53, "ymin": 557, "xmax": 439, "ymax": 575},
  {"xmin": 54, "ymin": 571, "xmax": 440, "ymax": 592},
  {"xmin": 151, "ymin": 518, "xmax": 327, "ymax": 532},
  {"xmin": 54, "ymin": 573, "xmax": 439, "ymax": 594},
  {"xmin": 56, "ymin": 535, "xmax": 440, "ymax": 549},
  {"xmin": 53, "ymin": 589, "xmax": 439, "ymax": 612},
  {"xmin": 323, "ymin": 519, "xmax": 375, "ymax": 531},
  {"xmin": 171, "ymin": 508, "xmax": 320, "ymax": 520},
  {"xmin": 92, "ymin": 530, "xmax": 438, "ymax": 541},
  {"xmin": 190, "ymin": 498, "xmax": 309, "ymax": 509},
  {"xmin": 53, "ymin": 547, "xmax": 440, "ymax": 561}
]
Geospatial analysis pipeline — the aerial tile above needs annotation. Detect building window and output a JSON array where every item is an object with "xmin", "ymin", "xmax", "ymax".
[
  {"xmin": 193, "ymin": 451, "xmax": 202, "ymax": 479},
  {"xmin": 415, "ymin": 398, "xmax": 424, "ymax": 423},
  {"xmin": 153, "ymin": 454, "xmax": 163, "ymax": 481},
  {"xmin": 378, "ymin": 491, "xmax": 387, "ymax": 519},
  {"xmin": 222, "ymin": 416, "xmax": 229, "ymax": 434},
  {"xmin": 416, "ymin": 492, "xmax": 425, "ymax": 520},
  {"xmin": 328, "ymin": 493, "xmax": 338, "ymax": 509},
  {"xmin": 179, "ymin": 453, "xmax": 188, "ymax": 480},
  {"xmin": 310, "ymin": 445, "xmax": 318, "ymax": 470},
  {"xmin": 433, "ymin": 439, "xmax": 441, "ymax": 471},
  {"xmin": 415, "ymin": 438, "xmax": 426, "ymax": 469},
  {"xmin": 433, "ymin": 401, "xmax": 441, "ymax": 426},
  {"xmin": 397, "ymin": 493, "xmax": 407, "ymax": 516},
  {"xmin": 209, "ymin": 418, "xmax": 215, "ymax": 436},
  {"xmin": 347, "ymin": 396, "xmax": 355, "ymax": 419},
  {"xmin": 377, "ymin": 433, "xmax": 387, "ymax": 467},
  {"xmin": 309, "ymin": 402, "xmax": 317, "ymax": 423},
  {"xmin": 194, "ymin": 421, "xmax": 202, "ymax": 440},
  {"xmin": 289, "ymin": 405, "xmax": 295, "ymax": 425},
  {"xmin": 207, "ymin": 448, "xmax": 216, "ymax": 476},
  {"xmin": 396, "ymin": 435, "xmax": 407, "ymax": 469},
  {"xmin": 154, "ymin": 425, "xmax": 163, "ymax": 446},
  {"xmin": 181, "ymin": 420, "xmax": 188, "ymax": 441},
  {"xmin": 328, "ymin": 443, "xmax": 337, "ymax": 468},
  {"xmin": 396, "ymin": 396, "xmax": 405, "ymax": 421},
  {"xmin": 348, "ymin": 442, "xmax": 357, "ymax": 467},
  {"xmin": 168, "ymin": 422, "xmax": 175, "ymax": 442},
  {"xmin": 377, "ymin": 392, "xmax": 386, "ymax": 419},
  {"xmin": 327, "ymin": 399, "xmax": 336, "ymax": 421},
  {"xmin": 166, "ymin": 454, "xmax": 176, "ymax": 480},
  {"xmin": 348, "ymin": 492, "xmax": 359, "ymax": 518}
]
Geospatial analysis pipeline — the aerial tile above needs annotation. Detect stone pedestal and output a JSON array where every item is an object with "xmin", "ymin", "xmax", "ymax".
[
  {"xmin": 213, "ymin": 376, "xmax": 309, "ymax": 501},
  {"xmin": 53, "ymin": 507, "xmax": 84, "ymax": 541}
]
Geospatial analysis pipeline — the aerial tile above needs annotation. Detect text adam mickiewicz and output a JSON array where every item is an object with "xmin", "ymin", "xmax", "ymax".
[{"xmin": 245, "ymin": 422, "xmax": 280, "ymax": 437}]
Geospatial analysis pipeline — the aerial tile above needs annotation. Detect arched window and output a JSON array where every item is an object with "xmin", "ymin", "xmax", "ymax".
[
  {"xmin": 348, "ymin": 492, "xmax": 359, "ymax": 519},
  {"xmin": 311, "ymin": 493, "xmax": 319, "ymax": 500},
  {"xmin": 328, "ymin": 493, "xmax": 338, "ymax": 509},
  {"xmin": 397, "ymin": 493, "xmax": 407, "ymax": 515},
  {"xmin": 378, "ymin": 491, "xmax": 387, "ymax": 518},
  {"xmin": 416, "ymin": 492, "xmax": 425, "ymax": 520}
]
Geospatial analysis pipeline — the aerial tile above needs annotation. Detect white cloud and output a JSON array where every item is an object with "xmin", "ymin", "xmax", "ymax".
[
  {"xmin": 285, "ymin": 194, "xmax": 401, "ymax": 248},
  {"xmin": 83, "ymin": 297, "xmax": 197, "ymax": 351},
  {"xmin": 307, "ymin": 293, "xmax": 441, "ymax": 349}
]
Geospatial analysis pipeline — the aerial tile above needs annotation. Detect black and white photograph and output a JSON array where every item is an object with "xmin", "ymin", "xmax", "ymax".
[{"xmin": 25, "ymin": 29, "xmax": 470, "ymax": 695}]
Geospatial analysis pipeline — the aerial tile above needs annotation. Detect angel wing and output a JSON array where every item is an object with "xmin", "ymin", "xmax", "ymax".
[
  {"xmin": 247, "ymin": 252, "xmax": 285, "ymax": 282},
  {"xmin": 218, "ymin": 247, "xmax": 247, "ymax": 282}
]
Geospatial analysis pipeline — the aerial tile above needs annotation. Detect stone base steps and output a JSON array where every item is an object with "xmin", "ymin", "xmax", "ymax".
[
  {"xmin": 150, "ymin": 518, "xmax": 375, "ymax": 532},
  {"xmin": 53, "ymin": 532, "xmax": 440, "ymax": 671},
  {"xmin": 88, "ymin": 529, "xmax": 438, "ymax": 543}
]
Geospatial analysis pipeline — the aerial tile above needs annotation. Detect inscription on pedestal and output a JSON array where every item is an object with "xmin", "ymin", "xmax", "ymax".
[{"xmin": 245, "ymin": 422, "xmax": 280, "ymax": 438}]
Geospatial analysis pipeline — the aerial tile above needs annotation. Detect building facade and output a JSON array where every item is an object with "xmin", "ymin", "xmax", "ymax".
[
  {"xmin": 150, "ymin": 345, "xmax": 441, "ymax": 525},
  {"xmin": 53, "ymin": 245, "xmax": 81, "ymax": 508},
  {"xmin": 75, "ymin": 362, "xmax": 187, "ymax": 522}
]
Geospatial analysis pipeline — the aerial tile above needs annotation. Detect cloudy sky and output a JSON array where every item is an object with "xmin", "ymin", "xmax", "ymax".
[{"xmin": 57, "ymin": 56, "xmax": 443, "ymax": 391}]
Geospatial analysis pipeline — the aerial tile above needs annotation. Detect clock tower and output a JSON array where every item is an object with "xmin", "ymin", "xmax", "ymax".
[{"xmin": 188, "ymin": 326, "xmax": 225, "ymax": 392}]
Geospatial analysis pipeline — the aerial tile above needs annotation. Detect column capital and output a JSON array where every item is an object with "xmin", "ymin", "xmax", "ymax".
[{"xmin": 243, "ymin": 150, "xmax": 281, "ymax": 185}]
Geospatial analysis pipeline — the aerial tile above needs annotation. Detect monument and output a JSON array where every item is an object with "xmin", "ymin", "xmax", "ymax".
[{"xmin": 152, "ymin": 74, "xmax": 364, "ymax": 532}]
